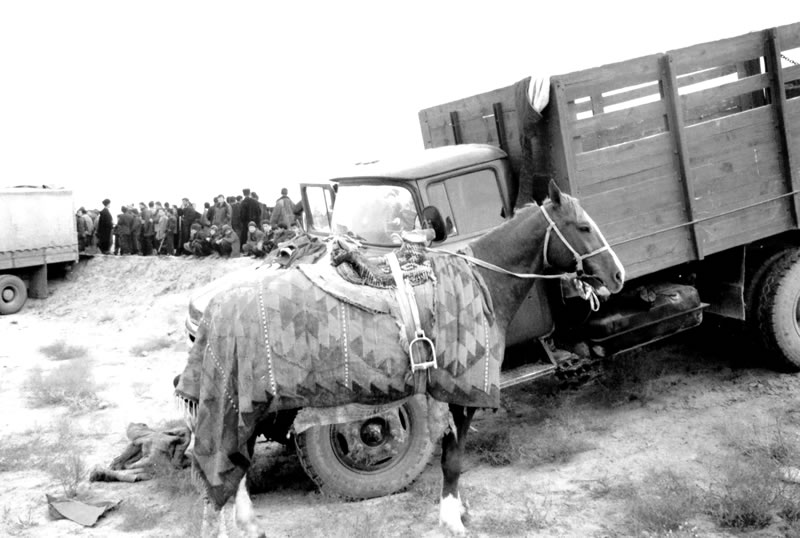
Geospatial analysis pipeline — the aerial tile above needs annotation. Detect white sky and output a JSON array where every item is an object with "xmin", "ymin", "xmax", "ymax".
[{"xmin": 1, "ymin": 1, "xmax": 797, "ymax": 212}]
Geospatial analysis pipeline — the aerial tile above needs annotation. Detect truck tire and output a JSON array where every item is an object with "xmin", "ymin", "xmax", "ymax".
[
  {"xmin": 755, "ymin": 249, "xmax": 800, "ymax": 371},
  {"xmin": 0, "ymin": 275, "xmax": 27, "ymax": 315},
  {"xmin": 294, "ymin": 397, "xmax": 435, "ymax": 500}
]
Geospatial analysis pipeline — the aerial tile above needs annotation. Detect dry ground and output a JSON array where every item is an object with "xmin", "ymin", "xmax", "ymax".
[{"xmin": 3, "ymin": 255, "xmax": 800, "ymax": 537}]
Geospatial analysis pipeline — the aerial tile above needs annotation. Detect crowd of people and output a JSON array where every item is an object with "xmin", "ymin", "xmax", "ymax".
[{"xmin": 77, "ymin": 187, "xmax": 304, "ymax": 259}]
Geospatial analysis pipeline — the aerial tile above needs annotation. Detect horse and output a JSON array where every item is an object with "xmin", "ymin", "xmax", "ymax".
[{"xmin": 178, "ymin": 180, "xmax": 625, "ymax": 537}]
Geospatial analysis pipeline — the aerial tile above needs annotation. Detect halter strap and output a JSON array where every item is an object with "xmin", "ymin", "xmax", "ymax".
[{"xmin": 540, "ymin": 205, "xmax": 611, "ymax": 274}]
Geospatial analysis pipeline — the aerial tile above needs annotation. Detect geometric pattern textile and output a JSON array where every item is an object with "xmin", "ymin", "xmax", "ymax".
[{"xmin": 174, "ymin": 248, "xmax": 505, "ymax": 507}]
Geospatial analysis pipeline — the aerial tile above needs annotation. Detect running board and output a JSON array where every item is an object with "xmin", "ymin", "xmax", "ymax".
[{"xmin": 499, "ymin": 362, "xmax": 557, "ymax": 390}]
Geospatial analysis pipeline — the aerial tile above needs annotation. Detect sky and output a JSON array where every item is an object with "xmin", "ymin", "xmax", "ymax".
[{"xmin": 1, "ymin": 1, "xmax": 798, "ymax": 212}]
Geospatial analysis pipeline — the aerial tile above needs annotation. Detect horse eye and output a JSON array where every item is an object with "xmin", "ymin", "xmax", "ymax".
[{"xmin": 578, "ymin": 224, "xmax": 592, "ymax": 233}]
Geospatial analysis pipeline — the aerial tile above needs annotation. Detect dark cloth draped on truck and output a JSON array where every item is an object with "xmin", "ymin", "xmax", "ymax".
[{"xmin": 175, "ymin": 250, "xmax": 504, "ymax": 507}]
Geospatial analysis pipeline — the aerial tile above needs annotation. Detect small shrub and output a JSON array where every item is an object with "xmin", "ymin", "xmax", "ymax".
[
  {"xmin": 48, "ymin": 450, "xmax": 86, "ymax": 498},
  {"xmin": 38, "ymin": 340, "xmax": 88, "ymax": 361},
  {"xmin": 521, "ymin": 422, "xmax": 594, "ymax": 465},
  {"xmin": 118, "ymin": 500, "xmax": 165, "ymax": 532},
  {"xmin": 24, "ymin": 360, "xmax": 100, "ymax": 411},
  {"xmin": 705, "ymin": 459, "xmax": 778, "ymax": 530},
  {"xmin": 625, "ymin": 470, "xmax": 700, "ymax": 535},
  {"xmin": 130, "ymin": 336, "xmax": 173, "ymax": 357},
  {"xmin": 1, "ymin": 505, "xmax": 38, "ymax": 536},
  {"xmin": 468, "ymin": 426, "xmax": 520, "ymax": 466}
]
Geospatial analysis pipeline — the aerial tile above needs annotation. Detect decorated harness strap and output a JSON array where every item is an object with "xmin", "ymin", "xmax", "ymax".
[{"xmin": 386, "ymin": 252, "xmax": 437, "ymax": 392}]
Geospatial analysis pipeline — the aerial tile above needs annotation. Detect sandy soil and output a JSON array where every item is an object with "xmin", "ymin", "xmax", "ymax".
[{"xmin": 2, "ymin": 254, "xmax": 800, "ymax": 537}]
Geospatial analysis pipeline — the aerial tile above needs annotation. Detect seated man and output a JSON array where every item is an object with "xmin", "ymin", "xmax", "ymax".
[
  {"xmin": 242, "ymin": 221, "xmax": 267, "ymax": 257},
  {"xmin": 188, "ymin": 225, "xmax": 214, "ymax": 257},
  {"xmin": 215, "ymin": 224, "xmax": 240, "ymax": 258}
]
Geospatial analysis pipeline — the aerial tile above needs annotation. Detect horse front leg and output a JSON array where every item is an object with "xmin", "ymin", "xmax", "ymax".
[
  {"xmin": 439, "ymin": 404, "xmax": 476, "ymax": 535},
  {"xmin": 200, "ymin": 476, "xmax": 265, "ymax": 538}
]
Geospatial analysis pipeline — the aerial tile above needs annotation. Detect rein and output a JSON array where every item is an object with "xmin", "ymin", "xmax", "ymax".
[{"xmin": 426, "ymin": 205, "xmax": 608, "ymax": 312}]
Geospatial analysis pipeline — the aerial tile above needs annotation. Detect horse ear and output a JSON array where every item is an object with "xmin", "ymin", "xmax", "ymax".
[{"xmin": 548, "ymin": 179, "xmax": 562, "ymax": 207}]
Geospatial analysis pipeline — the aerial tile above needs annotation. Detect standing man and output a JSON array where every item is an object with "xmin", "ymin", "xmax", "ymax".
[
  {"xmin": 212, "ymin": 194, "xmax": 231, "ymax": 228},
  {"xmin": 116, "ymin": 206, "xmax": 134, "ymax": 255},
  {"xmin": 178, "ymin": 198, "xmax": 201, "ymax": 253},
  {"xmin": 270, "ymin": 188, "xmax": 297, "ymax": 229},
  {"xmin": 239, "ymin": 188, "xmax": 261, "ymax": 235},
  {"xmin": 97, "ymin": 199, "xmax": 114, "ymax": 254}
]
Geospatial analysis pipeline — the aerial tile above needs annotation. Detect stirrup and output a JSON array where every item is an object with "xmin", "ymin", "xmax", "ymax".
[{"xmin": 409, "ymin": 330, "xmax": 437, "ymax": 372}]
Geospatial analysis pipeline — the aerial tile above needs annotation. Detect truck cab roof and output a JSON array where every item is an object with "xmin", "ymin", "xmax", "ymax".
[{"xmin": 330, "ymin": 143, "xmax": 507, "ymax": 183}]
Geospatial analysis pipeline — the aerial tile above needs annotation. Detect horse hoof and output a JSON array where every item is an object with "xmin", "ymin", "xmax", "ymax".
[{"xmin": 439, "ymin": 494, "xmax": 467, "ymax": 535}]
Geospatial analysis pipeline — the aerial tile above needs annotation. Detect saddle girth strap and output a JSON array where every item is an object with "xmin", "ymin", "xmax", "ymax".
[{"xmin": 386, "ymin": 253, "xmax": 437, "ymax": 394}]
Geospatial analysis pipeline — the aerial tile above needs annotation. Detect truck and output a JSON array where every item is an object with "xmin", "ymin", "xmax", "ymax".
[
  {"xmin": 187, "ymin": 21, "xmax": 800, "ymax": 499},
  {"xmin": 0, "ymin": 187, "xmax": 79, "ymax": 314}
]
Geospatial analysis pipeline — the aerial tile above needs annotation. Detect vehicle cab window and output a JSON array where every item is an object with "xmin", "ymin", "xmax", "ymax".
[
  {"xmin": 426, "ymin": 169, "xmax": 505, "ymax": 237},
  {"xmin": 330, "ymin": 184, "xmax": 419, "ymax": 245}
]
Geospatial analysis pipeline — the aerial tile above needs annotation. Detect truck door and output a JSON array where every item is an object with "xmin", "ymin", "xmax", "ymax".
[{"xmin": 300, "ymin": 183, "xmax": 336, "ymax": 235}]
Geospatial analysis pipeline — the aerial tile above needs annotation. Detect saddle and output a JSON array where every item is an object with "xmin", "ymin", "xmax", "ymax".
[{"xmin": 331, "ymin": 231, "xmax": 435, "ymax": 288}]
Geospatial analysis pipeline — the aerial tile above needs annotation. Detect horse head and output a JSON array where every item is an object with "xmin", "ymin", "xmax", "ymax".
[{"xmin": 542, "ymin": 180, "xmax": 624, "ymax": 296}]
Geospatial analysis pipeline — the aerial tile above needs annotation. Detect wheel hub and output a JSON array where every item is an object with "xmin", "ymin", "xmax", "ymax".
[
  {"xmin": 329, "ymin": 406, "xmax": 411, "ymax": 473},
  {"xmin": 359, "ymin": 418, "xmax": 388, "ymax": 447},
  {"xmin": 2, "ymin": 287, "xmax": 14, "ymax": 302}
]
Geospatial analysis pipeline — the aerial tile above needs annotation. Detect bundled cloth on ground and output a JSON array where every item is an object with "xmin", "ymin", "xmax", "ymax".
[{"xmin": 175, "ymin": 248, "xmax": 504, "ymax": 506}]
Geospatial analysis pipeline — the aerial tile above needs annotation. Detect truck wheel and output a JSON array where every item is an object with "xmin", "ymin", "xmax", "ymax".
[
  {"xmin": 0, "ymin": 275, "xmax": 27, "ymax": 315},
  {"xmin": 294, "ymin": 397, "xmax": 435, "ymax": 500},
  {"xmin": 755, "ymin": 249, "xmax": 800, "ymax": 371}
]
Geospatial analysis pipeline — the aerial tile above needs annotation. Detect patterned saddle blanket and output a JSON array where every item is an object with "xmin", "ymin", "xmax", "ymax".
[{"xmin": 175, "ymin": 248, "xmax": 505, "ymax": 507}]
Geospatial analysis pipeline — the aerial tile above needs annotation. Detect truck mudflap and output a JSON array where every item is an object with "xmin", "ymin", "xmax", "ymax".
[{"xmin": 586, "ymin": 283, "xmax": 707, "ymax": 356}]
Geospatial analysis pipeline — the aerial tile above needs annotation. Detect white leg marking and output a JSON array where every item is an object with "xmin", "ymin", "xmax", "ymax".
[
  {"xmin": 439, "ymin": 493, "xmax": 466, "ymax": 535},
  {"xmin": 234, "ymin": 476, "xmax": 261, "ymax": 537}
]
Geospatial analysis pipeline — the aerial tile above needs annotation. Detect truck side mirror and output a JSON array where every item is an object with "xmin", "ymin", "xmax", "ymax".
[{"xmin": 422, "ymin": 206, "xmax": 448, "ymax": 242}]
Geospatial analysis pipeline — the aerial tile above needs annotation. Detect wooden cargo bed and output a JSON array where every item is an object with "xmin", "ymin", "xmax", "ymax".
[{"xmin": 419, "ymin": 22, "xmax": 800, "ymax": 280}]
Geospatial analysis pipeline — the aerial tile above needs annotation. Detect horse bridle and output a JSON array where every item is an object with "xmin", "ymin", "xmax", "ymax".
[{"xmin": 540, "ymin": 205, "xmax": 612, "ymax": 276}]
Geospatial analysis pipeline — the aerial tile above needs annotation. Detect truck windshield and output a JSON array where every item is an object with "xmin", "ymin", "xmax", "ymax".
[{"xmin": 330, "ymin": 184, "xmax": 419, "ymax": 245}]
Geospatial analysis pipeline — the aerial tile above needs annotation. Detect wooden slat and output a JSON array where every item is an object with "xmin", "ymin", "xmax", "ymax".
[
  {"xmin": 560, "ymin": 53, "xmax": 663, "ymax": 102},
  {"xmin": 682, "ymin": 73, "xmax": 770, "ymax": 111},
  {"xmin": 767, "ymin": 27, "xmax": 800, "ymax": 227},
  {"xmin": 551, "ymin": 78, "xmax": 579, "ymax": 194},
  {"xmin": 662, "ymin": 53, "xmax": 703, "ymax": 260},
  {"xmin": 569, "ymin": 66, "xmax": 738, "ymax": 116},
  {"xmin": 778, "ymin": 22, "xmax": 800, "ymax": 50},
  {"xmin": 685, "ymin": 105, "xmax": 773, "ymax": 148},
  {"xmin": 701, "ymin": 198, "xmax": 795, "ymax": 255},
  {"xmin": 571, "ymin": 99, "xmax": 666, "ymax": 137},
  {"xmin": 574, "ymin": 132, "xmax": 675, "ymax": 187},
  {"xmin": 582, "ymin": 173, "xmax": 686, "ymax": 241},
  {"xmin": 669, "ymin": 30, "xmax": 764, "ymax": 76},
  {"xmin": 687, "ymin": 110, "xmax": 779, "ymax": 166},
  {"xmin": 613, "ymin": 228, "xmax": 696, "ymax": 280},
  {"xmin": 578, "ymin": 162, "xmax": 678, "ymax": 198},
  {"xmin": 785, "ymin": 65, "xmax": 800, "ymax": 84}
]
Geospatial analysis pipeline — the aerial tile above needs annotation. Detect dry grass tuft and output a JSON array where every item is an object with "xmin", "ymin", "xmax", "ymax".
[
  {"xmin": 705, "ymin": 457, "xmax": 778, "ymax": 530},
  {"xmin": 130, "ymin": 336, "xmax": 174, "ymax": 357},
  {"xmin": 623, "ymin": 469, "xmax": 700, "ymax": 535},
  {"xmin": 38, "ymin": 340, "xmax": 88, "ymax": 361},
  {"xmin": 24, "ymin": 359, "xmax": 101, "ymax": 411},
  {"xmin": 1, "ymin": 505, "xmax": 38, "ymax": 536},
  {"xmin": 117, "ymin": 500, "xmax": 167, "ymax": 532}
]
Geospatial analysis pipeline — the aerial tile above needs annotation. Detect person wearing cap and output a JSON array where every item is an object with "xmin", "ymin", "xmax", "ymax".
[
  {"xmin": 216, "ymin": 224, "xmax": 241, "ymax": 258},
  {"xmin": 242, "ymin": 221, "xmax": 266, "ymax": 257},
  {"xmin": 98, "ymin": 198, "xmax": 114, "ymax": 254}
]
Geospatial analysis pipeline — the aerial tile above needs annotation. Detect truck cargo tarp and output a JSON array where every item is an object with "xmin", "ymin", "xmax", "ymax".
[{"xmin": 175, "ymin": 250, "xmax": 504, "ymax": 507}]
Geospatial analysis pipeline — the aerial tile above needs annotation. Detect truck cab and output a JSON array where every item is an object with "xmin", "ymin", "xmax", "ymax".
[{"xmin": 300, "ymin": 143, "xmax": 553, "ymax": 348}]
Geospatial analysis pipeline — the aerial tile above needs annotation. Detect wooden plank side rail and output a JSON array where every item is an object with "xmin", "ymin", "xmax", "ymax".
[
  {"xmin": 766, "ymin": 27, "xmax": 800, "ymax": 228},
  {"xmin": 662, "ymin": 53, "xmax": 703, "ymax": 260}
]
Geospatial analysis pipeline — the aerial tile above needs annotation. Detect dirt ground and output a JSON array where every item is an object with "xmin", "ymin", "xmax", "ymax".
[{"xmin": 3, "ymin": 254, "xmax": 800, "ymax": 537}]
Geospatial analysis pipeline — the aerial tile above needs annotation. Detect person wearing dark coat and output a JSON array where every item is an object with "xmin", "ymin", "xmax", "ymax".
[
  {"xmin": 239, "ymin": 188, "xmax": 261, "ymax": 236},
  {"xmin": 97, "ymin": 199, "xmax": 114, "ymax": 254},
  {"xmin": 116, "ymin": 207, "xmax": 134, "ymax": 255},
  {"xmin": 178, "ymin": 199, "xmax": 201, "ymax": 254},
  {"xmin": 270, "ymin": 188, "xmax": 297, "ymax": 229}
]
